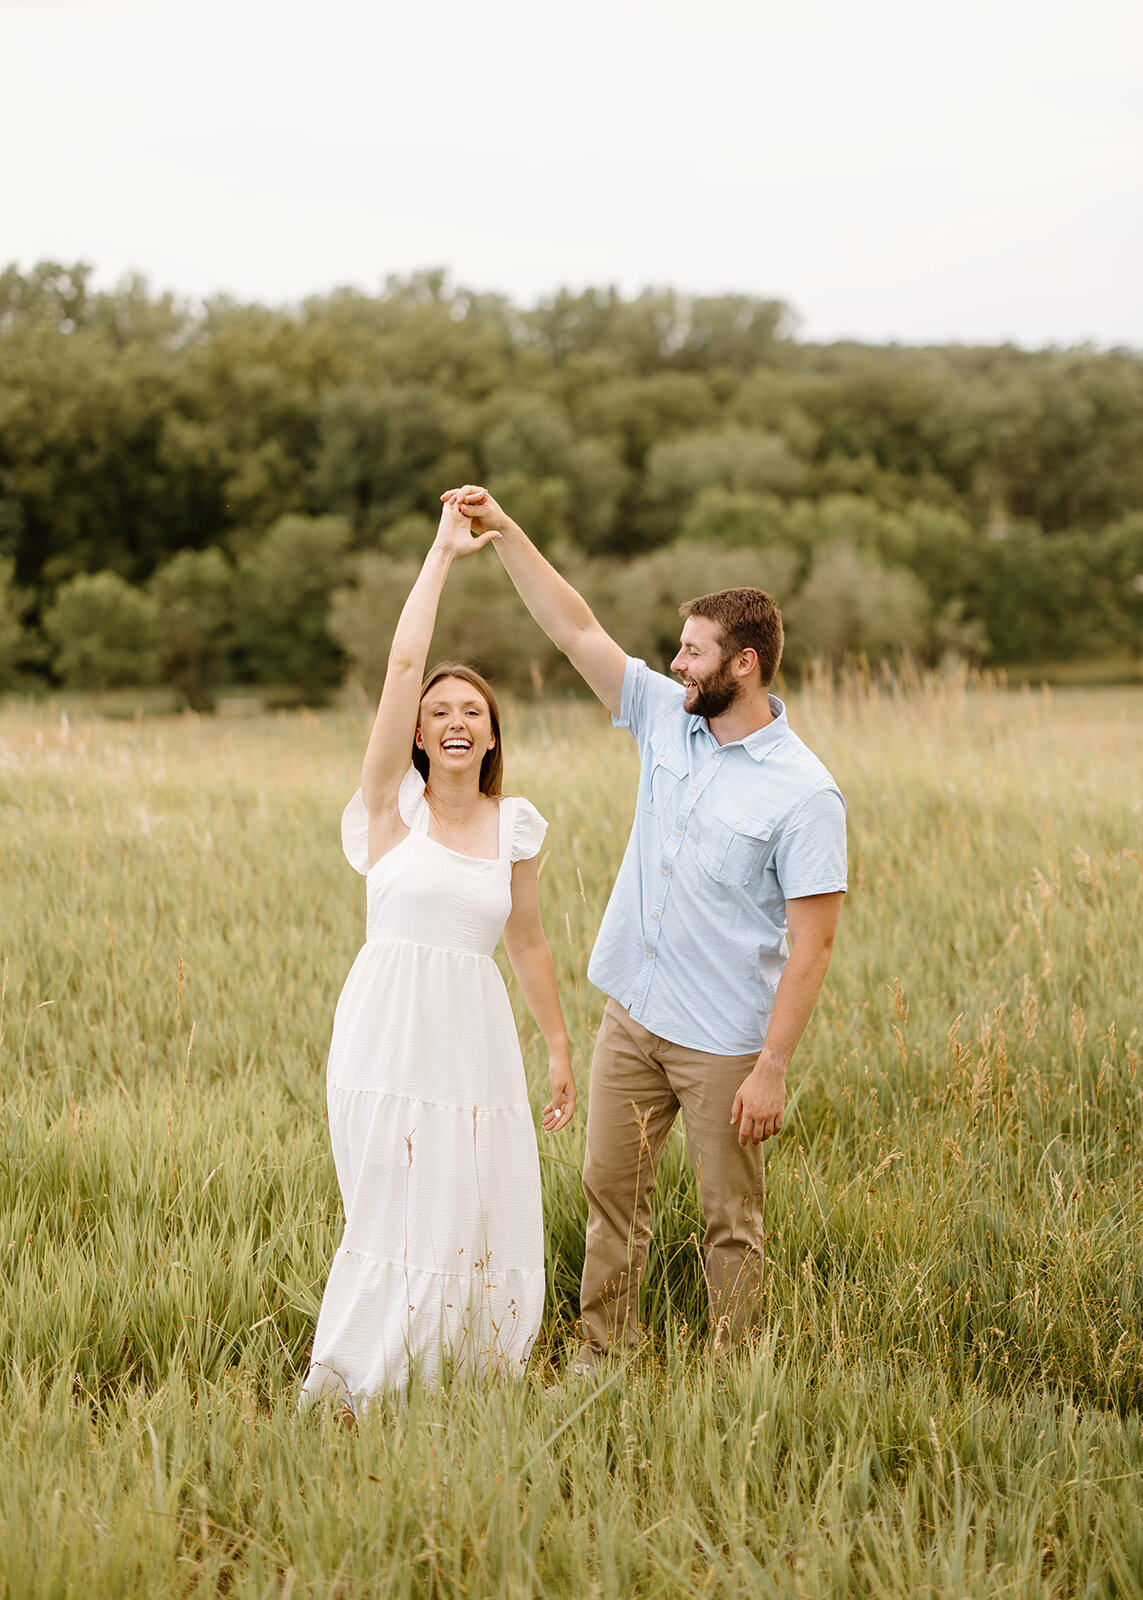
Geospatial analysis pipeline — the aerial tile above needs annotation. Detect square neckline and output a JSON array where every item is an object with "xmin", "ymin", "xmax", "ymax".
[{"xmin": 418, "ymin": 794, "xmax": 512, "ymax": 864}]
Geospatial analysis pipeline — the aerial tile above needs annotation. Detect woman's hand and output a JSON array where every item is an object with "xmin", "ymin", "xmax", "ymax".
[
  {"xmin": 541, "ymin": 1052, "xmax": 577, "ymax": 1135},
  {"xmin": 433, "ymin": 494, "xmax": 502, "ymax": 561},
  {"xmin": 440, "ymin": 485, "xmax": 508, "ymax": 538}
]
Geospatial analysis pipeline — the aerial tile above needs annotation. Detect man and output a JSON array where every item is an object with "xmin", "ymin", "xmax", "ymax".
[{"xmin": 447, "ymin": 485, "xmax": 847, "ymax": 1367}]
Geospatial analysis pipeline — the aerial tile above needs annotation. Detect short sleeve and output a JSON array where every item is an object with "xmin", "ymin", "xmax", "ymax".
[
  {"xmin": 614, "ymin": 655, "xmax": 685, "ymax": 740},
  {"xmin": 339, "ymin": 767, "xmax": 425, "ymax": 874},
  {"xmin": 773, "ymin": 786, "xmax": 848, "ymax": 900},
  {"xmin": 397, "ymin": 765, "xmax": 426, "ymax": 826},
  {"xmin": 340, "ymin": 790, "xmax": 370, "ymax": 875},
  {"xmin": 509, "ymin": 796, "xmax": 548, "ymax": 863}
]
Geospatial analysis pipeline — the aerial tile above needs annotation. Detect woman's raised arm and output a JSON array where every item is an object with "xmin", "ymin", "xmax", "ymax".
[{"xmin": 360, "ymin": 500, "xmax": 499, "ymax": 829}]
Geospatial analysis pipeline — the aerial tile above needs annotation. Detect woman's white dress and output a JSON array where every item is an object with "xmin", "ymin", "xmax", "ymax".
[{"xmin": 301, "ymin": 766, "xmax": 547, "ymax": 1406}]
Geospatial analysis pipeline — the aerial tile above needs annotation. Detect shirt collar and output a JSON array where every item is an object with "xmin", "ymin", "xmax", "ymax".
[{"xmin": 689, "ymin": 694, "xmax": 789, "ymax": 761}]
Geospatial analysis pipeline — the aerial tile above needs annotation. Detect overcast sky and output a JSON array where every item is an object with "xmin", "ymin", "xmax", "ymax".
[{"xmin": 3, "ymin": 0, "xmax": 1141, "ymax": 348}]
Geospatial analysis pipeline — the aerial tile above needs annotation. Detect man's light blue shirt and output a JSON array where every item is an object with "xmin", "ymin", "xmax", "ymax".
[{"xmin": 587, "ymin": 657, "xmax": 848, "ymax": 1055}]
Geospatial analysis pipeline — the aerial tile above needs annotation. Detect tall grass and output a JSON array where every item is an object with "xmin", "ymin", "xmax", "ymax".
[{"xmin": 0, "ymin": 671, "xmax": 1140, "ymax": 1597}]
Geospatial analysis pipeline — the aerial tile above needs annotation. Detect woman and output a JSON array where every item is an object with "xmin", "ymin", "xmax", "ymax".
[{"xmin": 301, "ymin": 497, "xmax": 576, "ymax": 1412}]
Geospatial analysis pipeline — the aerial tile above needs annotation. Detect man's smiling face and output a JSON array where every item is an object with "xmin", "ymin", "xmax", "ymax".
[{"xmin": 670, "ymin": 615, "xmax": 741, "ymax": 721}]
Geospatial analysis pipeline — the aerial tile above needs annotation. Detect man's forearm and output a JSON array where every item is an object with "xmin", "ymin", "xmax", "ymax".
[
  {"xmin": 493, "ymin": 516, "xmax": 598, "ymax": 653},
  {"xmin": 453, "ymin": 484, "xmax": 625, "ymax": 710},
  {"xmin": 756, "ymin": 946, "xmax": 834, "ymax": 1074}
]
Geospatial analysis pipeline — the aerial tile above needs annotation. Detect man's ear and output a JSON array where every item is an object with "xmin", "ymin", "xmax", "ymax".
[{"xmin": 737, "ymin": 647, "xmax": 759, "ymax": 679}]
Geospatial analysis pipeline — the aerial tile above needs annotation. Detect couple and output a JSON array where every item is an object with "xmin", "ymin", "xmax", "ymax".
[{"xmin": 301, "ymin": 486, "xmax": 847, "ymax": 1411}]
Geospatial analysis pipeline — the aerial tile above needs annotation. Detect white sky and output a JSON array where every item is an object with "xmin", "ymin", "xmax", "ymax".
[{"xmin": 3, "ymin": 0, "xmax": 1141, "ymax": 347}]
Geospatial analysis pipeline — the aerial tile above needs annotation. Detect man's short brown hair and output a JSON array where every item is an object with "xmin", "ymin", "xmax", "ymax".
[{"xmin": 679, "ymin": 588, "xmax": 784, "ymax": 686}]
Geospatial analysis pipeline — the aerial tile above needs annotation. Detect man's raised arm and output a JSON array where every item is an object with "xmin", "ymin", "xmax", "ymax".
[{"xmin": 446, "ymin": 486, "xmax": 626, "ymax": 716}]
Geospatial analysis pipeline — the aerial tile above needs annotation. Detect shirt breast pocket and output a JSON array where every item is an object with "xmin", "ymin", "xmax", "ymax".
[
  {"xmin": 698, "ymin": 804, "xmax": 775, "ymax": 887},
  {"xmin": 641, "ymin": 735, "xmax": 688, "ymax": 818}
]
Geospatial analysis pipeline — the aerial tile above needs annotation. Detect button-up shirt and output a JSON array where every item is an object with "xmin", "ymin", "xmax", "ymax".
[{"xmin": 587, "ymin": 657, "xmax": 848, "ymax": 1054}]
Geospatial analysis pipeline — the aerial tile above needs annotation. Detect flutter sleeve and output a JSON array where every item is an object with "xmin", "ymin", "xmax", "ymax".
[
  {"xmin": 340, "ymin": 790, "xmax": 370, "ymax": 875},
  {"xmin": 340, "ymin": 766, "xmax": 425, "ymax": 873},
  {"xmin": 397, "ymin": 765, "xmax": 426, "ymax": 826},
  {"xmin": 509, "ymin": 796, "xmax": 548, "ymax": 863}
]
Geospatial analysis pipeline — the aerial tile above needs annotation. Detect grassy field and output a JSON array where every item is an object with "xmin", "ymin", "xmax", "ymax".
[{"xmin": 0, "ymin": 670, "xmax": 1140, "ymax": 1598}]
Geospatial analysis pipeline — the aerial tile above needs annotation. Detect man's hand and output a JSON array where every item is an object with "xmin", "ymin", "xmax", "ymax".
[
  {"xmin": 441, "ymin": 485, "xmax": 508, "ymax": 537},
  {"xmin": 432, "ymin": 495, "xmax": 502, "ymax": 560},
  {"xmin": 731, "ymin": 1057, "xmax": 786, "ymax": 1146},
  {"xmin": 730, "ymin": 892, "xmax": 843, "ymax": 1146}
]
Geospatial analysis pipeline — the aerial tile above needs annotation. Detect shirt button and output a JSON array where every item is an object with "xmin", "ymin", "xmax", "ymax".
[
  {"xmin": 689, "ymin": 788, "xmax": 696, "ymax": 795},
  {"xmin": 651, "ymin": 911, "xmax": 659, "ymax": 920},
  {"xmin": 674, "ymin": 828, "xmax": 681, "ymax": 837},
  {"xmin": 661, "ymin": 869, "xmax": 669, "ymax": 878}
]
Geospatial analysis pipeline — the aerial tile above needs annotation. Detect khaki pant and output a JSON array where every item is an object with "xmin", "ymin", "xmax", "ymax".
[{"xmin": 579, "ymin": 998, "xmax": 766, "ymax": 1359}]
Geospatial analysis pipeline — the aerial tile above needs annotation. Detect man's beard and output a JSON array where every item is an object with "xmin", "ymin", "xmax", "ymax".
[{"xmin": 684, "ymin": 655, "xmax": 740, "ymax": 720}]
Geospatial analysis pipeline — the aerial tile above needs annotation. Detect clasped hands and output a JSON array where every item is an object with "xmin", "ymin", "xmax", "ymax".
[{"xmin": 433, "ymin": 486, "xmax": 505, "ymax": 557}]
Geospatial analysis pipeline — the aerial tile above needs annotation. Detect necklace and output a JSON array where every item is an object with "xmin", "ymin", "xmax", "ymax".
[{"xmin": 425, "ymin": 788, "xmax": 486, "ymax": 829}]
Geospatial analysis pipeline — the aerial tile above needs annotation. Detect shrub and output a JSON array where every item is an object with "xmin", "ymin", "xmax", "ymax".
[
  {"xmin": 331, "ymin": 551, "xmax": 561, "ymax": 701},
  {"xmin": 148, "ymin": 547, "xmax": 236, "ymax": 710},
  {"xmin": 642, "ymin": 427, "xmax": 808, "ymax": 542},
  {"xmin": 43, "ymin": 570, "xmax": 159, "ymax": 689},
  {"xmin": 234, "ymin": 514, "xmax": 352, "ymax": 699},
  {"xmin": 0, "ymin": 556, "xmax": 32, "ymax": 690},
  {"xmin": 783, "ymin": 541, "xmax": 927, "ymax": 668},
  {"xmin": 678, "ymin": 489, "xmax": 797, "ymax": 553},
  {"xmin": 1094, "ymin": 512, "xmax": 1143, "ymax": 656}
]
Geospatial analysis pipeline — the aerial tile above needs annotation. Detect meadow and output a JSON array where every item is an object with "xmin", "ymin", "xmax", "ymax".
[{"xmin": 0, "ymin": 670, "xmax": 1140, "ymax": 1599}]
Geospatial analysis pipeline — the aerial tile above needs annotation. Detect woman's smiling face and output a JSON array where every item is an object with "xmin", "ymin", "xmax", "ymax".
[{"xmin": 416, "ymin": 676, "xmax": 495, "ymax": 776}]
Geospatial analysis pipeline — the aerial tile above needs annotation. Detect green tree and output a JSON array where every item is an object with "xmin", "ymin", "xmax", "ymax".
[
  {"xmin": 0, "ymin": 260, "xmax": 96, "ymax": 333},
  {"xmin": 43, "ymin": 571, "xmax": 159, "ymax": 688},
  {"xmin": 483, "ymin": 475, "xmax": 570, "ymax": 551},
  {"xmin": 947, "ymin": 356, "xmax": 1143, "ymax": 533},
  {"xmin": 728, "ymin": 371, "xmax": 819, "ymax": 456},
  {"xmin": 234, "ymin": 514, "xmax": 352, "ymax": 698},
  {"xmin": 376, "ymin": 514, "xmax": 439, "ymax": 560},
  {"xmin": 310, "ymin": 384, "xmax": 457, "ymax": 540},
  {"xmin": 642, "ymin": 427, "xmax": 808, "ymax": 543},
  {"xmin": 331, "ymin": 551, "xmax": 561, "ymax": 699},
  {"xmin": 148, "ymin": 547, "xmax": 236, "ymax": 709},
  {"xmin": 564, "ymin": 438, "xmax": 632, "ymax": 553},
  {"xmin": 670, "ymin": 294, "xmax": 790, "ymax": 373},
  {"xmin": 1094, "ymin": 513, "xmax": 1143, "ymax": 657},
  {"xmin": 4, "ymin": 260, "xmax": 1143, "ymax": 685},
  {"xmin": 574, "ymin": 372, "xmax": 719, "ymax": 472},
  {"xmin": 957, "ymin": 528, "xmax": 1108, "ymax": 663},
  {"xmin": 482, "ymin": 397, "xmax": 576, "ymax": 482},
  {"xmin": 678, "ymin": 489, "xmax": 797, "ymax": 556},
  {"xmin": 0, "ymin": 556, "xmax": 32, "ymax": 690},
  {"xmin": 783, "ymin": 542, "xmax": 927, "ymax": 668}
]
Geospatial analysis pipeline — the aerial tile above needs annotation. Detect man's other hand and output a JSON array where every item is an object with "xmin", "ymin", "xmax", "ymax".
[{"xmin": 731, "ymin": 1058, "xmax": 786, "ymax": 1145}]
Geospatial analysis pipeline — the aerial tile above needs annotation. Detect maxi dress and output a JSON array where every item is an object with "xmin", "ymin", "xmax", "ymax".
[{"xmin": 301, "ymin": 766, "xmax": 548, "ymax": 1406}]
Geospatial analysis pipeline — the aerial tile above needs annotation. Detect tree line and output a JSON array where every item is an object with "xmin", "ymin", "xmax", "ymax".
[{"xmin": 1, "ymin": 260, "xmax": 1140, "ymax": 702}]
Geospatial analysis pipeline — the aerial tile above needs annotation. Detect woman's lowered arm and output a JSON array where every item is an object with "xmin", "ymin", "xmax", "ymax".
[{"xmin": 502, "ymin": 855, "xmax": 577, "ymax": 1134}]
